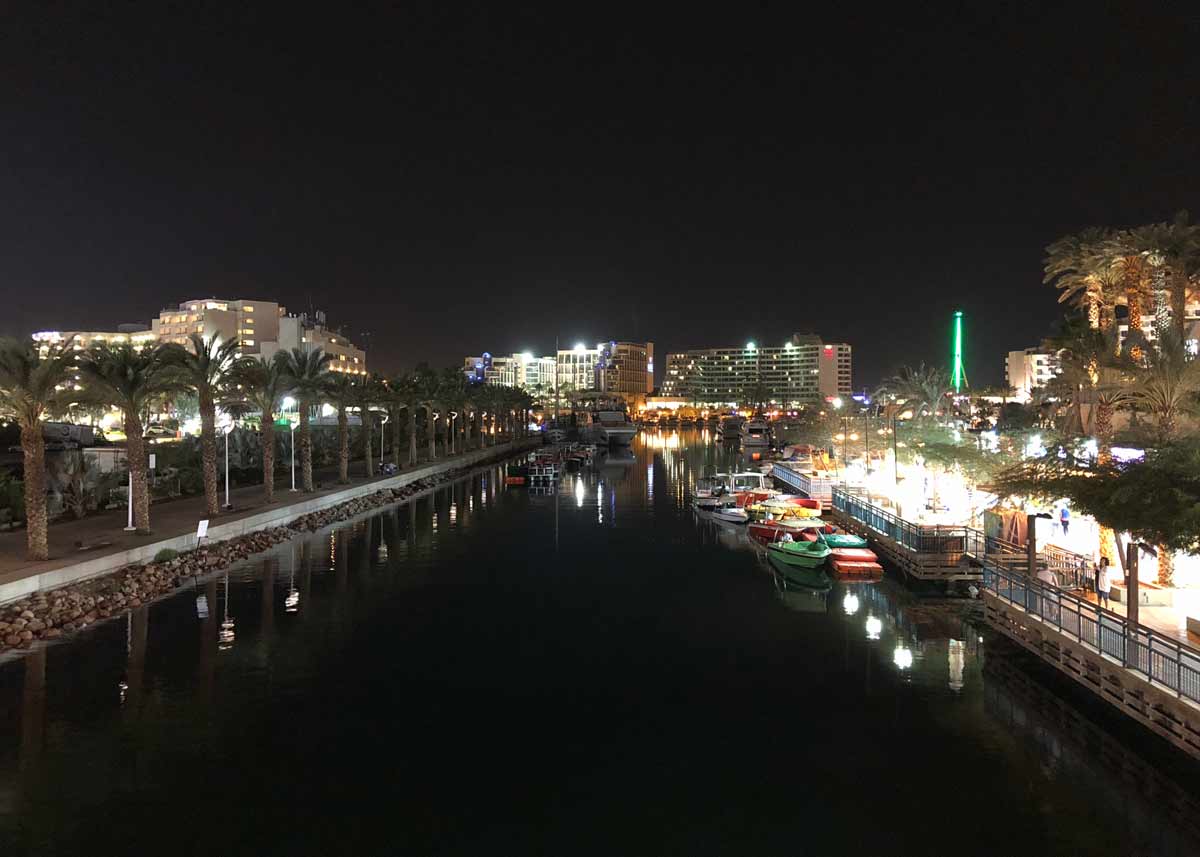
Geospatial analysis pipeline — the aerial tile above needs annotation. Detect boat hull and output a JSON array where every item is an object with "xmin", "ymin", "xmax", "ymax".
[{"xmin": 766, "ymin": 541, "xmax": 831, "ymax": 569}]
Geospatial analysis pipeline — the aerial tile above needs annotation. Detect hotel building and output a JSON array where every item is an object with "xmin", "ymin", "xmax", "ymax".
[{"xmin": 661, "ymin": 334, "xmax": 851, "ymax": 407}]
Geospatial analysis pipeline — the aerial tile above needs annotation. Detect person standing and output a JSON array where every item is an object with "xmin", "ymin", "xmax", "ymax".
[
  {"xmin": 1096, "ymin": 556, "xmax": 1112, "ymax": 608},
  {"xmin": 1059, "ymin": 504, "xmax": 1070, "ymax": 536}
]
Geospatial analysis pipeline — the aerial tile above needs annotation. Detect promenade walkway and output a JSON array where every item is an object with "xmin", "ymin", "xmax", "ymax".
[{"xmin": 0, "ymin": 440, "xmax": 532, "ymax": 600}]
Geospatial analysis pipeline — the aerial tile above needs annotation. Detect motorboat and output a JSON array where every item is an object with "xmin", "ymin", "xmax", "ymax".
[
  {"xmin": 746, "ymin": 496, "xmax": 822, "ymax": 522},
  {"xmin": 580, "ymin": 399, "xmax": 637, "ymax": 446},
  {"xmin": 749, "ymin": 517, "xmax": 828, "ymax": 544},
  {"xmin": 693, "ymin": 474, "xmax": 732, "ymax": 510},
  {"xmin": 767, "ymin": 539, "xmax": 832, "ymax": 571},
  {"xmin": 740, "ymin": 417, "xmax": 771, "ymax": 448},
  {"xmin": 713, "ymin": 504, "xmax": 749, "ymax": 524}
]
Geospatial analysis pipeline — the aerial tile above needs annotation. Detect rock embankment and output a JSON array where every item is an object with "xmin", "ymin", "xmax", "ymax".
[{"xmin": 0, "ymin": 470, "xmax": 463, "ymax": 653}]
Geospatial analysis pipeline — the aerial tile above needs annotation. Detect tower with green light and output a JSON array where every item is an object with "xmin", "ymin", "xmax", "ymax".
[{"xmin": 951, "ymin": 310, "xmax": 967, "ymax": 393}]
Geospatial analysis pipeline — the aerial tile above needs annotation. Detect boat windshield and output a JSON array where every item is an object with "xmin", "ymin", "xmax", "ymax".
[{"xmin": 732, "ymin": 474, "xmax": 764, "ymax": 491}]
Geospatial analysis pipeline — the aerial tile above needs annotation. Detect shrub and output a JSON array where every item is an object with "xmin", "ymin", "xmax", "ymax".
[{"xmin": 154, "ymin": 548, "xmax": 180, "ymax": 563}]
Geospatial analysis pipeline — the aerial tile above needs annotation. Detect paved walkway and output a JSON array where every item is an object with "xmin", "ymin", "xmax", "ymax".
[
  {"xmin": 0, "ymin": 444, "xmax": 514, "ymax": 588},
  {"xmin": 1060, "ymin": 582, "xmax": 1200, "ymax": 648}
]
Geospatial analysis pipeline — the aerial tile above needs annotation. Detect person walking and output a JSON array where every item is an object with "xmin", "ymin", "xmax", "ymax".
[
  {"xmin": 1059, "ymin": 504, "xmax": 1070, "ymax": 536},
  {"xmin": 1096, "ymin": 556, "xmax": 1112, "ymax": 608}
]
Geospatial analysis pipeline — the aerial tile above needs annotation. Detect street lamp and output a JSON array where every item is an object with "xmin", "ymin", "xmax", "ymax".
[
  {"xmin": 222, "ymin": 417, "xmax": 235, "ymax": 510},
  {"xmin": 379, "ymin": 412, "xmax": 389, "ymax": 465},
  {"xmin": 289, "ymin": 415, "xmax": 299, "ymax": 492}
]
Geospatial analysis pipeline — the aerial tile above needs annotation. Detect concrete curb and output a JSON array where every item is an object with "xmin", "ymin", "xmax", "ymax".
[{"xmin": 0, "ymin": 439, "xmax": 538, "ymax": 606}]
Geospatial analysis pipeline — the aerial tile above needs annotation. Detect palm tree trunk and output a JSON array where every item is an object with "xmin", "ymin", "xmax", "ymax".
[
  {"xmin": 199, "ymin": 391, "xmax": 220, "ymax": 516},
  {"xmin": 299, "ymin": 398, "xmax": 314, "ymax": 492},
  {"xmin": 446, "ymin": 415, "xmax": 454, "ymax": 455},
  {"xmin": 390, "ymin": 408, "xmax": 402, "ymax": 467},
  {"xmin": 1172, "ymin": 270, "xmax": 1188, "ymax": 340},
  {"xmin": 427, "ymin": 408, "xmax": 436, "ymax": 460},
  {"xmin": 126, "ymin": 413, "xmax": 151, "ymax": 533},
  {"xmin": 362, "ymin": 412, "xmax": 375, "ymax": 478},
  {"xmin": 407, "ymin": 408, "xmax": 417, "ymax": 466},
  {"xmin": 20, "ymin": 422, "xmax": 49, "ymax": 561},
  {"xmin": 1158, "ymin": 543, "xmax": 1174, "ymax": 587},
  {"xmin": 337, "ymin": 408, "xmax": 349, "ymax": 484},
  {"xmin": 262, "ymin": 417, "xmax": 276, "ymax": 503}
]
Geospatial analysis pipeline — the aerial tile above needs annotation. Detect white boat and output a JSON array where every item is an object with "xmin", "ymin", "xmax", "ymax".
[
  {"xmin": 581, "ymin": 400, "xmax": 636, "ymax": 446},
  {"xmin": 713, "ymin": 504, "xmax": 749, "ymax": 524},
  {"xmin": 729, "ymin": 471, "xmax": 777, "ymax": 496},
  {"xmin": 741, "ymin": 417, "xmax": 771, "ymax": 448},
  {"xmin": 693, "ymin": 474, "xmax": 732, "ymax": 510}
]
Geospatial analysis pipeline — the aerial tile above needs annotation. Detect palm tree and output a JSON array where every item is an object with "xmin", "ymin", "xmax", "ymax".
[
  {"xmin": 380, "ymin": 378, "xmax": 405, "ymax": 469},
  {"xmin": 1138, "ymin": 212, "xmax": 1200, "ymax": 339},
  {"xmin": 225, "ymin": 354, "xmax": 291, "ymax": 503},
  {"xmin": 323, "ymin": 372, "xmax": 358, "ymax": 484},
  {"xmin": 1129, "ymin": 330, "xmax": 1200, "ymax": 445},
  {"xmin": 354, "ymin": 374, "xmax": 386, "ymax": 478},
  {"xmin": 77, "ymin": 343, "xmax": 180, "ymax": 534},
  {"xmin": 280, "ymin": 348, "xmax": 332, "ymax": 492},
  {"xmin": 163, "ymin": 333, "xmax": 241, "ymax": 516},
  {"xmin": 742, "ymin": 380, "xmax": 771, "ymax": 414},
  {"xmin": 413, "ymin": 366, "xmax": 441, "ymax": 460},
  {"xmin": 438, "ymin": 368, "xmax": 468, "ymax": 455},
  {"xmin": 880, "ymin": 363, "xmax": 950, "ymax": 419},
  {"xmin": 1044, "ymin": 227, "xmax": 1118, "ymax": 330},
  {"xmin": 0, "ymin": 338, "xmax": 73, "ymax": 560}
]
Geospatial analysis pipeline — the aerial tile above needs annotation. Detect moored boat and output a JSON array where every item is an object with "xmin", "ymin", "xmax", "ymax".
[{"xmin": 766, "ymin": 539, "xmax": 832, "ymax": 569}]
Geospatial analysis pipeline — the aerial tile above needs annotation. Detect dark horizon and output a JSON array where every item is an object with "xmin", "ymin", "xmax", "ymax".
[{"xmin": 2, "ymin": 5, "xmax": 1198, "ymax": 388}]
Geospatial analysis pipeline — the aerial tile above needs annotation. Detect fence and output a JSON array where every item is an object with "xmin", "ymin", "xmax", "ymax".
[{"xmin": 983, "ymin": 561, "xmax": 1200, "ymax": 706}]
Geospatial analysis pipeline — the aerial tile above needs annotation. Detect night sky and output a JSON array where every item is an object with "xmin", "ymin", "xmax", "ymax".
[{"xmin": 2, "ymin": 5, "xmax": 1198, "ymax": 388}]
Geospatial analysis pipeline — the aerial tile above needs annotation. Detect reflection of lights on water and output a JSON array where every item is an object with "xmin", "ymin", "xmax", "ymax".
[
  {"xmin": 893, "ymin": 645, "xmax": 913, "ymax": 670},
  {"xmin": 575, "ymin": 477, "xmax": 585, "ymax": 508},
  {"xmin": 118, "ymin": 680, "xmax": 129, "ymax": 704},
  {"xmin": 219, "ymin": 618, "xmax": 236, "ymax": 650},
  {"xmin": 842, "ymin": 592, "xmax": 860, "ymax": 616},
  {"xmin": 865, "ymin": 615, "xmax": 882, "ymax": 640},
  {"xmin": 948, "ymin": 639, "xmax": 965, "ymax": 690},
  {"xmin": 285, "ymin": 588, "xmax": 300, "ymax": 612}
]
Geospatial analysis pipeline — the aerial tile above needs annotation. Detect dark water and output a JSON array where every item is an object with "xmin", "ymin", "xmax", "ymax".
[{"xmin": 2, "ymin": 431, "xmax": 1199, "ymax": 855}]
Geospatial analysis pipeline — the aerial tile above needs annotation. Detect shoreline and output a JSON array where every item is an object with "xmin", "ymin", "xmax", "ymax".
[{"xmin": 0, "ymin": 439, "xmax": 536, "ymax": 656}]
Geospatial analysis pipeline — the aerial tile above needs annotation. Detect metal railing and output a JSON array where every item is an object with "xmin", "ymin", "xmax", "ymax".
[
  {"xmin": 983, "ymin": 561, "xmax": 1200, "ymax": 706},
  {"xmin": 831, "ymin": 487, "xmax": 985, "ymax": 563}
]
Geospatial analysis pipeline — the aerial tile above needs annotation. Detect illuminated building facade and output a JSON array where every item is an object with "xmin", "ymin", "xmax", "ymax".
[{"xmin": 662, "ymin": 334, "xmax": 851, "ymax": 407}]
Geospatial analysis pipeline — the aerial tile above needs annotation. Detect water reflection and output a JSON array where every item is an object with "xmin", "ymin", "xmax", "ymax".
[{"xmin": 0, "ymin": 434, "xmax": 1197, "ymax": 855}]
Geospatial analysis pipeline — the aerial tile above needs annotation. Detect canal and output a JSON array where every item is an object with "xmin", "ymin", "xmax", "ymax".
[{"xmin": 1, "ymin": 431, "xmax": 1199, "ymax": 855}]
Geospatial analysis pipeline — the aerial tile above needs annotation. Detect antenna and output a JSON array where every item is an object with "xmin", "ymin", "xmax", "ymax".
[{"xmin": 951, "ymin": 311, "xmax": 968, "ymax": 393}]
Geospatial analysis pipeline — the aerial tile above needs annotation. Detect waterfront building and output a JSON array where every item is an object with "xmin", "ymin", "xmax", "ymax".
[
  {"xmin": 32, "ymin": 324, "xmax": 158, "ymax": 354},
  {"xmin": 1005, "ymin": 347, "xmax": 1061, "ymax": 401},
  {"xmin": 463, "ymin": 353, "xmax": 557, "ymax": 391},
  {"xmin": 34, "ymin": 297, "xmax": 368, "ymax": 372},
  {"xmin": 661, "ymin": 335, "xmax": 851, "ymax": 407},
  {"xmin": 151, "ymin": 297, "xmax": 283, "ymax": 355},
  {"xmin": 265, "ymin": 311, "xmax": 367, "ymax": 375}
]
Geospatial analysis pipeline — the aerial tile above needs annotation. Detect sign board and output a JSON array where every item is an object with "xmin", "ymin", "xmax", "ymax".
[
  {"xmin": 196, "ymin": 519, "xmax": 209, "ymax": 540},
  {"xmin": 149, "ymin": 453, "xmax": 157, "ymax": 470}
]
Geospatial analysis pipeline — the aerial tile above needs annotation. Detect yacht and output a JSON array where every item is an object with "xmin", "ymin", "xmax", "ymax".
[
  {"xmin": 581, "ymin": 399, "xmax": 637, "ymax": 446},
  {"xmin": 740, "ymin": 417, "xmax": 771, "ymax": 448}
]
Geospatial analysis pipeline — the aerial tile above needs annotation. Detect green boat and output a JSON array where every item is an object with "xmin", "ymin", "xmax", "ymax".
[
  {"xmin": 818, "ymin": 532, "xmax": 867, "ymax": 549},
  {"xmin": 766, "ymin": 539, "xmax": 832, "ymax": 570}
]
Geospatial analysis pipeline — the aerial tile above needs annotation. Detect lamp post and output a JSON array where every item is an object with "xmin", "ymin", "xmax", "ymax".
[
  {"xmin": 223, "ymin": 419, "xmax": 235, "ymax": 510},
  {"xmin": 379, "ymin": 413, "xmax": 389, "ymax": 465},
  {"xmin": 892, "ymin": 413, "xmax": 902, "ymax": 484},
  {"xmin": 289, "ymin": 418, "xmax": 298, "ymax": 492}
]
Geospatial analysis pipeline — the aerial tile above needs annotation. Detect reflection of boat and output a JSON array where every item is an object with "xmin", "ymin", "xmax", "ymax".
[
  {"xmin": 768, "ymin": 555, "xmax": 832, "ymax": 595},
  {"xmin": 597, "ymin": 447, "xmax": 636, "ymax": 467},
  {"xmin": 767, "ymin": 539, "xmax": 831, "ymax": 571}
]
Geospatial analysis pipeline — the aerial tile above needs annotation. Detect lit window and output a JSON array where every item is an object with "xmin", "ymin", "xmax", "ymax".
[
  {"xmin": 243, "ymin": 306, "xmax": 254, "ymax": 312},
  {"xmin": 243, "ymin": 339, "xmax": 255, "ymax": 346}
]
